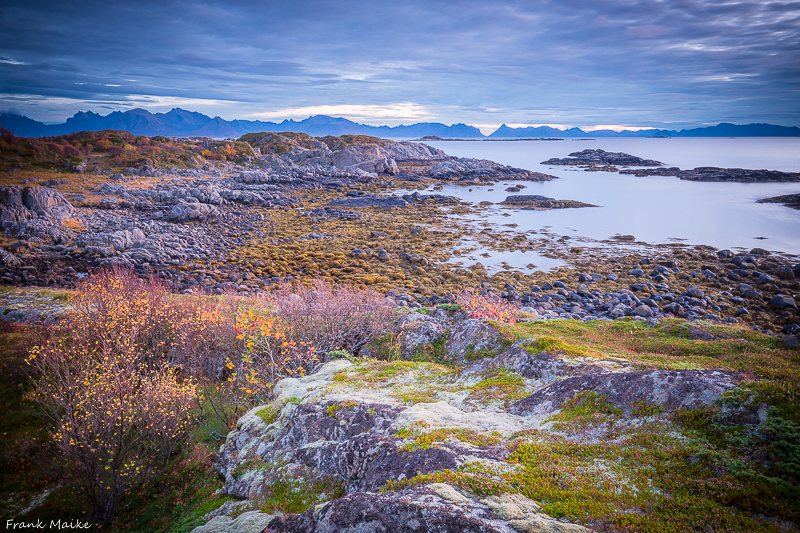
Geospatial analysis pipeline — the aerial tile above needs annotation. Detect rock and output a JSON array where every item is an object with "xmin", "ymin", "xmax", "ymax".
[
  {"xmin": 190, "ymin": 511, "xmax": 274, "ymax": 533},
  {"xmin": 501, "ymin": 195, "xmax": 595, "ymax": 210},
  {"xmin": 0, "ymin": 247, "xmax": 23, "ymax": 267},
  {"xmin": 758, "ymin": 192, "xmax": 800, "ymax": 209},
  {"xmin": 166, "ymin": 201, "xmax": 221, "ymax": 223},
  {"xmin": 717, "ymin": 249, "xmax": 733, "ymax": 258},
  {"xmin": 662, "ymin": 303, "xmax": 685, "ymax": 317},
  {"xmin": 429, "ymin": 158, "xmax": 554, "ymax": 182},
  {"xmin": 542, "ymin": 149, "xmax": 662, "ymax": 167},
  {"xmin": 511, "ymin": 369, "xmax": 742, "ymax": 417},
  {"xmin": 463, "ymin": 343, "xmax": 617, "ymax": 382},
  {"xmin": 627, "ymin": 167, "xmax": 800, "ymax": 182},
  {"xmin": 769, "ymin": 295, "xmax": 797, "ymax": 310},
  {"xmin": 685, "ymin": 286, "xmax": 705, "ymax": 298},
  {"xmin": 21, "ymin": 186, "xmax": 74, "ymax": 219},
  {"xmin": 327, "ymin": 195, "xmax": 409, "ymax": 209},
  {"xmin": 783, "ymin": 324, "xmax": 800, "ymax": 335},
  {"xmin": 268, "ymin": 486, "xmax": 533, "ymax": 533},
  {"xmin": 400, "ymin": 319, "xmax": 447, "ymax": 358},
  {"xmin": 632, "ymin": 304, "xmax": 654, "ymax": 318},
  {"xmin": 446, "ymin": 319, "xmax": 507, "ymax": 361}
]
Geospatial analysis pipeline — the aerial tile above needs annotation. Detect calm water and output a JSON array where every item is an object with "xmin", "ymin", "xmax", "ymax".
[{"xmin": 416, "ymin": 138, "xmax": 800, "ymax": 256}]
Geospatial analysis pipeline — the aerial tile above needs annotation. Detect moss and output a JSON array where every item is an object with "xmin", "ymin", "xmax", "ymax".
[
  {"xmin": 524, "ymin": 336, "xmax": 586, "ymax": 358},
  {"xmin": 464, "ymin": 338, "xmax": 512, "ymax": 361},
  {"xmin": 408, "ymin": 331, "xmax": 451, "ymax": 365},
  {"xmin": 506, "ymin": 427, "xmax": 796, "ymax": 532},
  {"xmin": 326, "ymin": 399, "xmax": 359, "ymax": 417},
  {"xmin": 468, "ymin": 368, "xmax": 527, "ymax": 406},
  {"xmin": 260, "ymin": 475, "xmax": 344, "ymax": 515},
  {"xmin": 232, "ymin": 458, "xmax": 270, "ymax": 479},
  {"xmin": 255, "ymin": 404, "xmax": 281, "ymax": 425},
  {"xmin": 398, "ymin": 426, "xmax": 503, "ymax": 452},
  {"xmin": 381, "ymin": 469, "xmax": 511, "ymax": 497}
]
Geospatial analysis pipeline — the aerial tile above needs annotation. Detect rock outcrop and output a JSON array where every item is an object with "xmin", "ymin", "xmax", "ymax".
[{"xmin": 542, "ymin": 149, "xmax": 662, "ymax": 167}]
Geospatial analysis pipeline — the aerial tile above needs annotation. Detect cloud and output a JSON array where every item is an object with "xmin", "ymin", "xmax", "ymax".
[
  {"xmin": 0, "ymin": 0, "xmax": 797, "ymax": 126},
  {"xmin": 252, "ymin": 103, "xmax": 435, "ymax": 123},
  {"xmin": 625, "ymin": 25, "xmax": 672, "ymax": 38}
]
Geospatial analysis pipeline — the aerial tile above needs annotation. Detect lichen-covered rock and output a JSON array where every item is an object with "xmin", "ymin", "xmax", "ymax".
[
  {"xmin": 190, "ymin": 511, "xmax": 274, "ymax": 533},
  {"xmin": 266, "ymin": 485, "xmax": 515, "ymax": 533},
  {"xmin": 446, "ymin": 319, "xmax": 508, "ymax": 361},
  {"xmin": 266, "ymin": 484, "xmax": 588, "ymax": 533},
  {"xmin": 166, "ymin": 200, "xmax": 222, "ymax": 222},
  {"xmin": 464, "ymin": 343, "xmax": 623, "ymax": 382},
  {"xmin": 510, "ymin": 369, "xmax": 742, "ymax": 416},
  {"xmin": 399, "ymin": 318, "xmax": 447, "ymax": 358}
]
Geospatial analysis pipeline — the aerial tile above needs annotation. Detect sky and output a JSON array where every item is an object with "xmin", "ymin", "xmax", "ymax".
[{"xmin": 0, "ymin": 0, "xmax": 798, "ymax": 133}]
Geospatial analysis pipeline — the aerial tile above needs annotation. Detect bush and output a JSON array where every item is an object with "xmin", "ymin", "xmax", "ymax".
[
  {"xmin": 265, "ymin": 279, "xmax": 394, "ymax": 356},
  {"xmin": 25, "ymin": 268, "xmax": 197, "ymax": 527},
  {"xmin": 457, "ymin": 290, "xmax": 519, "ymax": 324}
]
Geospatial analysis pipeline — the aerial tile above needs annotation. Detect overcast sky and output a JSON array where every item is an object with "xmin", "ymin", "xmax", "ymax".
[{"xmin": 1, "ymin": 0, "xmax": 798, "ymax": 132}]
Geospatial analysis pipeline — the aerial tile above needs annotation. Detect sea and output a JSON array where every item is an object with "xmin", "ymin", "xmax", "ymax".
[{"xmin": 401, "ymin": 137, "xmax": 800, "ymax": 271}]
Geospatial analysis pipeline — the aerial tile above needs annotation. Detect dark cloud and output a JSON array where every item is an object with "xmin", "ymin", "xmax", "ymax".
[{"xmin": 0, "ymin": 0, "xmax": 797, "ymax": 127}]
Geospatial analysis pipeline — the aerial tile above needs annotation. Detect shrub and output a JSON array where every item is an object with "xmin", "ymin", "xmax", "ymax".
[
  {"xmin": 26, "ymin": 327, "xmax": 195, "ymax": 529},
  {"xmin": 24, "ymin": 267, "xmax": 200, "ymax": 527},
  {"xmin": 264, "ymin": 279, "xmax": 394, "ymax": 356},
  {"xmin": 457, "ymin": 290, "xmax": 519, "ymax": 324}
]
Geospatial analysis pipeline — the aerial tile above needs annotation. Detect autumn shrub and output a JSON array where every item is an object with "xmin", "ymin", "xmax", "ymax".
[
  {"xmin": 265, "ymin": 279, "xmax": 394, "ymax": 356},
  {"xmin": 457, "ymin": 290, "xmax": 520, "ymax": 324},
  {"xmin": 25, "ymin": 268, "xmax": 197, "ymax": 527}
]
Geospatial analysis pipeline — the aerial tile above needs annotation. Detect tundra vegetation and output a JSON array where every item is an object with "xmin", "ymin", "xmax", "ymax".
[{"xmin": 0, "ymin": 268, "xmax": 796, "ymax": 531}]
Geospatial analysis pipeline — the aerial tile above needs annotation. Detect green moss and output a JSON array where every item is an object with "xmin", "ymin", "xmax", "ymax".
[
  {"xmin": 506, "ymin": 427, "xmax": 795, "ymax": 532},
  {"xmin": 260, "ymin": 475, "xmax": 344, "ymax": 514},
  {"xmin": 408, "ymin": 331, "xmax": 451, "ymax": 364},
  {"xmin": 524, "ymin": 336, "xmax": 586, "ymax": 358},
  {"xmin": 381, "ymin": 469, "xmax": 511, "ymax": 497},
  {"xmin": 468, "ymin": 368, "xmax": 527, "ymax": 406},
  {"xmin": 255, "ymin": 404, "xmax": 281, "ymax": 425},
  {"xmin": 398, "ymin": 427, "xmax": 503, "ymax": 452},
  {"xmin": 326, "ymin": 399, "xmax": 359, "ymax": 417}
]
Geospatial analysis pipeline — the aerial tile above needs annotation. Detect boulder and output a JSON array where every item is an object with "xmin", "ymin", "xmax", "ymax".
[
  {"xmin": 510, "ymin": 369, "xmax": 742, "ymax": 417},
  {"xmin": 21, "ymin": 186, "xmax": 74, "ymax": 219},
  {"xmin": 190, "ymin": 511, "xmax": 274, "ymax": 533},
  {"xmin": 166, "ymin": 201, "xmax": 221, "ymax": 223},
  {"xmin": 445, "ymin": 319, "xmax": 507, "ymax": 361}
]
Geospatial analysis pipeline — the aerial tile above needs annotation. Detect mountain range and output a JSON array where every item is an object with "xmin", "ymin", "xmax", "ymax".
[{"xmin": 0, "ymin": 108, "xmax": 798, "ymax": 139}]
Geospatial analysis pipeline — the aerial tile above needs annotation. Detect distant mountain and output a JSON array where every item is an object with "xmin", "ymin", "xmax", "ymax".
[
  {"xmin": 1, "ymin": 109, "xmax": 796, "ymax": 139},
  {"xmin": 0, "ymin": 108, "xmax": 484, "ymax": 139},
  {"xmin": 488, "ymin": 122, "xmax": 800, "ymax": 138}
]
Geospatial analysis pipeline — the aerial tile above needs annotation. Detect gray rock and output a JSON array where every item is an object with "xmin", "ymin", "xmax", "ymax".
[
  {"xmin": 190, "ymin": 511, "xmax": 274, "ymax": 533},
  {"xmin": 22, "ymin": 186, "xmax": 74, "ymax": 219},
  {"xmin": 446, "ymin": 319, "xmax": 507, "ymax": 361},
  {"xmin": 510, "ymin": 369, "xmax": 742, "ymax": 417},
  {"xmin": 769, "ymin": 295, "xmax": 797, "ymax": 310}
]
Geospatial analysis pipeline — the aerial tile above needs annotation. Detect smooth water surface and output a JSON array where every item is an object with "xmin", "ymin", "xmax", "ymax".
[{"xmin": 419, "ymin": 138, "xmax": 800, "ymax": 255}]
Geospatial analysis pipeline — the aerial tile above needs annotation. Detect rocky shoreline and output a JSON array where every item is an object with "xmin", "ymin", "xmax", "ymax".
[
  {"xmin": 758, "ymin": 193, "xmax": 800, "ymax": 210},
  {"xmin": 544, "ymin": 148, "xmax": 800, "ymax": 182},
  {"xmin": 1, "ymin": 133, "xmax": 799, "ymax": 338}
]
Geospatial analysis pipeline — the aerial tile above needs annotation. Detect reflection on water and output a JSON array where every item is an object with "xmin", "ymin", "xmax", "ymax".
[{"xmin": 411, "ymin": 138, "xmax": 800, "ymax": 255}]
